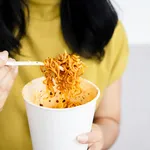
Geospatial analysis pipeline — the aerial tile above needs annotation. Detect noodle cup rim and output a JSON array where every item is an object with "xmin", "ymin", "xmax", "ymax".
[{"xmin": 22, "ymin": 76, "xmax": 100, "ymax": 112}]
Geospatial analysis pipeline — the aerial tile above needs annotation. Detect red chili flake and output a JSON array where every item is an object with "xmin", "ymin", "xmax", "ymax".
[
  {"xmin": 40, "ymin": 104, "xmax": 43, "ymax": 106},
  {"xmin": 56, "ymin": 100, "xmax": 59, "ymax": 103},
  {"xmin": 62, "ymin": 100, "xmax": 66, "ymax": 103},
  {"xmin": 50, "ymin": 92, "xmax": 53, "ymax": 95}
]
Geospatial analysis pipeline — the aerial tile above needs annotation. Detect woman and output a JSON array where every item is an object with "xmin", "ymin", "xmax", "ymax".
[{"xmin": 0, "ymin": 0, "xmax": 129, "ymax": 149}]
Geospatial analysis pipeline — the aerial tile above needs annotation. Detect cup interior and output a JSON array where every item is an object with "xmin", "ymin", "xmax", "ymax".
[{"xmin": 22, "ymin": 77, "xmax": 100, "ymax": 111}]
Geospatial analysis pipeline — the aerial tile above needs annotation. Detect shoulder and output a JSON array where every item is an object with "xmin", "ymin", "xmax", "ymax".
[
  {"xmin": 104, "ymin": 20, "xmax": 129, "ymax": 65},
  {"xmin": 106, "ymin": 21, "xmax": 128, "ymax": 51},
  {"xmin": 114, "ymin": 21, "xmax": 128, "ymax": 45},
  {"xmin": 103, "ymin": 21, "xmax": 129, "ymax": 85}
]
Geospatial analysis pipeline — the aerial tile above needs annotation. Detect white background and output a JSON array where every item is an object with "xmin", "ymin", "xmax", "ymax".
[
  {"xmin": 113, "ymin": 0, "xmax": 150, "ymax": 45},
  {"xmin": 110, "ymin": 0, "xmax": 150, "ymax": 149}
]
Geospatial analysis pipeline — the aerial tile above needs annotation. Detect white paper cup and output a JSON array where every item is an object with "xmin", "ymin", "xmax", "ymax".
[{"xmin": 22, "ymin": 77, "xmax": 100, "ymax": 150}]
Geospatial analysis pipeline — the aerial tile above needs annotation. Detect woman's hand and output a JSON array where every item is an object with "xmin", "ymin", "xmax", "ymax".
[
  {"xmin": 77, "ymin": 124, "xmax": 104, "ymax": 150},
  {"xmin": 0, "ymin": 51, "xmax": 18, "ymax": 110}
]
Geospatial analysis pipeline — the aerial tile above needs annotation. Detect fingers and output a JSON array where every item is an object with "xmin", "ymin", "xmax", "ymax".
[
  {"xmin": 0, "ymin": 66, "xmax": 18, "ymax": 107},
  {"xmin": 77, "ymin": 124, "xmax": 102, "ymax": 144},
  {"xmin": 0, "ymin": 91, "xmax": 10, "ymax": 108},
  {"xmin": 77, "ymin": 132, "xmax": 101, "ymax": 144},
  {"xmin": 0, "ymin": 65, "xmax": 11, "ymax": 83},
  {"xmin": 88, "ymin": 142, "xmax": 103, "ymax": 150},
  {"xmin": 0, "ymin": 51, "xmax": 8, "ymax": 67},
  {"xmin": 0, "ymin": 58, "xmax": 18, "ymax": 84},
  {"xmin": 77, "ymin": 124, "xmax": 104, "ymax": 150},
  {"xmin": 0, "ymin": 58, "xmax": 18, "ymax": 108},
  {"xmin": 0, "ymin": 59, "xmax": 18, "ymax": 90}
]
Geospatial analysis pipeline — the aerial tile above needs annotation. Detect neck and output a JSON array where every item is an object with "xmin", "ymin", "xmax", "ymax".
[
  {"xmin": 29, "ymin": 0, "xmax": 60, "ymax": 20},
  {"xmin": 29, "ymin": 0, "xmax": 60, "ymax": 5}
]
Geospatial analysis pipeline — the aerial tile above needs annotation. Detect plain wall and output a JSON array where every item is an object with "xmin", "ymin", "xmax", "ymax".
[{"xmin": 113, "ymin": 0, "xmax": 150, "ymax": 45}]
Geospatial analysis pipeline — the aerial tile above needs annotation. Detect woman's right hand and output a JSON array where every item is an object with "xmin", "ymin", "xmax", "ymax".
[{"xmin": 0, "ymin": 51, "xmax": 18, "ymax": 111}]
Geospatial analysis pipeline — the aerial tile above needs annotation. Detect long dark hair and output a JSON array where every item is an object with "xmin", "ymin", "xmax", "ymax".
[{"xmin": 0, "ymin": 0, "xmax": 118, "ymax": 60}]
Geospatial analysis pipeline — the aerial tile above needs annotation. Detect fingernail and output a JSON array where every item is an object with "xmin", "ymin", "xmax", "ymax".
[
  {"xmin": 77, "ymin": 134, "xmax": 88, "ymax": 143},
  {"xmin": 0, "ymin": 51, "xmax": 8, "ymax": 61}
]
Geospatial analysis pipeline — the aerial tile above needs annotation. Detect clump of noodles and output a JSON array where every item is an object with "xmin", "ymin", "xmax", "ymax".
[{"xmin": 39, "ymin": 52, "xmax": 86, "ymax": 108}]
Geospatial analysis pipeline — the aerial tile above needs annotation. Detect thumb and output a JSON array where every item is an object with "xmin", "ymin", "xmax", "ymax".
[
  {"xmin": 77, "ymin": 127, "xmax": 102, "ymax": 144},
  {"xmin": 0, "ymin": 51, "xmax": 8, "ymax": 67}
]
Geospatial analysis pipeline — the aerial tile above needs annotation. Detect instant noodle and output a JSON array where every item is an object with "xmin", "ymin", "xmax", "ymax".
[{"xmin": 35, "ymin": 52, "xmax": 87, "ymax": 108}]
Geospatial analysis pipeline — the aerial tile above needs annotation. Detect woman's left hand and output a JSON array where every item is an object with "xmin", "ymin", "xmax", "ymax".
[{"xmin": 77, "ymin": 124, "xmax": 104, "ymax": 150}]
